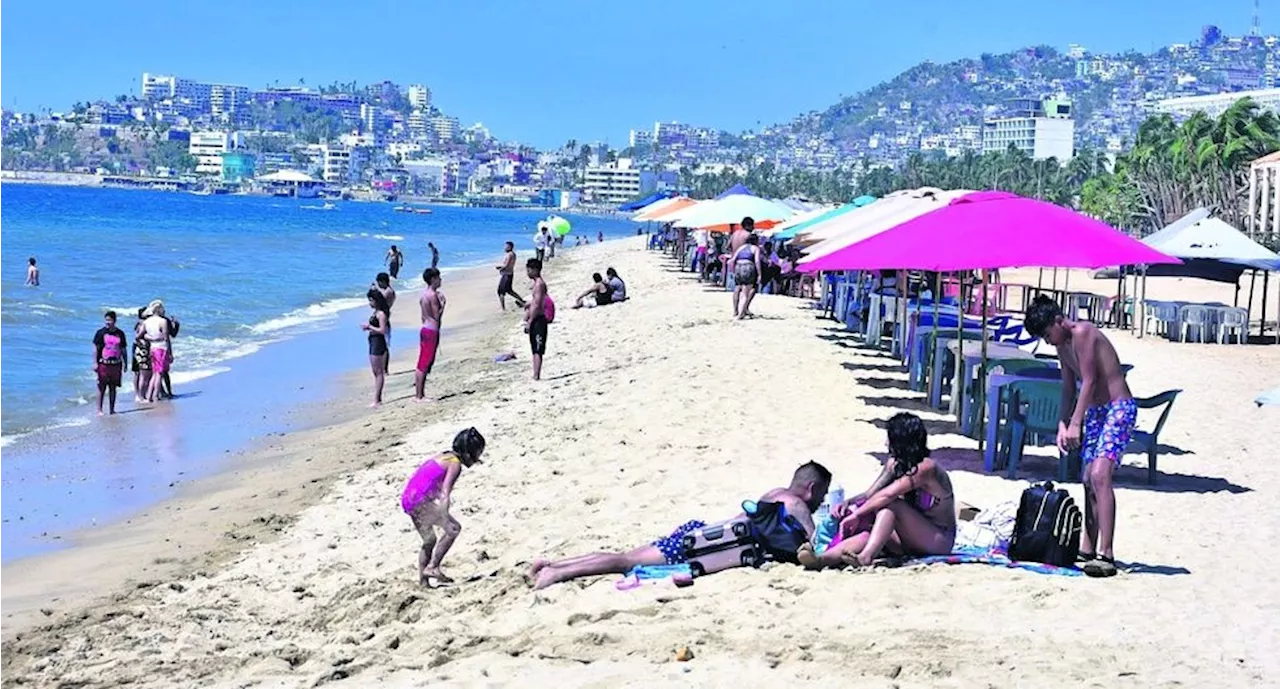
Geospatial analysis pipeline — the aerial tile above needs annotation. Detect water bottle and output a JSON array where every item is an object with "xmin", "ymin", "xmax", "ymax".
[{"xmin": 828, "ymin": 484, "xmax": 845, "ymax": 511}]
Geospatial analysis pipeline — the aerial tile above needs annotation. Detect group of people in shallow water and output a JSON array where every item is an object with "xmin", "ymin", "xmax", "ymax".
[
  {"xmin": 89, "ymin": 300, "xmax": 180, "ymax": 416},
  {"xmin": 399, "ymin": 413, "xmax": 958, "ymax": 588}
]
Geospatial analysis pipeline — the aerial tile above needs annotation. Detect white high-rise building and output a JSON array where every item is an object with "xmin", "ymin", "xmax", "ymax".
[
  {"xmin": 210, "ymin": 85, "xmax": 249, "ymax": 117},
  {"xmin": 982, "ymin": 97, "xmax": 1075, "ymax": 161},
  {"xmin": 408, "ymin": 111, "xmax": 429, "ymax": 138},
  {"xmin": 582, "ymin": 159, "xmax": 642, "ymax": 204},
  {"xmin": 189, "ymin": 131, "xmax": 244, "ymax": 175},
  {"xmin": 141, "ymin": 73, "xmax": 177, "ymax": 100},
  {"xmin": 408, "ymin": 84, "xmax": 432, "ymax": 110},
  {"xmin": 321, "ymin": 144, "xmax": 355, "ymax": 184},
  {"xmin": 429, "ymin": 115, "xmax": 458, "ymax": 144}
]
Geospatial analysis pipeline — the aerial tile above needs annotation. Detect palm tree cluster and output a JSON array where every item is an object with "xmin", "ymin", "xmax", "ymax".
[
  {"xmin": 1082, "ymin": 98, "xmax": 1280, "ymax": 240},
  {"xmin": 678, "ymin": 162, "xmax": 858, "ymax": 203}
]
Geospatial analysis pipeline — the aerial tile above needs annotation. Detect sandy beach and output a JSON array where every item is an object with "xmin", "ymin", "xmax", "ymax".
[{"xmin": 4, "ymin": 236, "xmax": 1280, "ymax": 688}]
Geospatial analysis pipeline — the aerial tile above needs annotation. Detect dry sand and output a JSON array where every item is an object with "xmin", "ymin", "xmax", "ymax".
[{"xmin": 3, "ymin": 237, "xmax": 1279, "ymax": 688}]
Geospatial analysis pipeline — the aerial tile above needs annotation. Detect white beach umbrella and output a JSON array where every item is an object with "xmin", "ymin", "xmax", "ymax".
[
  {"xmin": 798, "ymin": 188, "xmax": 974, "ymax": 264},
  {"xmin": 663, "ymin": 194, "xmax": 793, "ymax": 230}
]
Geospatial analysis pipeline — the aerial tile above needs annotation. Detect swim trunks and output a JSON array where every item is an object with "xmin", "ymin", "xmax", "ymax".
[
  {"xmin": 497, "ymin": 273, "xmax": 515, "ymax": 296},
  {"xmin": 1081, "ymin": 397, "xmax": 1138, "ymax": 468},
  {"xmin": 133, "ymin": 340, "xmax": 151, "ymax": 372},
  {"xmin": 389, "ymin": 261, "xmax": 401, "ymax": 279},
  {"xmin": 417, "ymin": 326, "xmax": 440, "ymax": 373},
  {"xmin": 528, "ymin": 316, "xmax": 548, "ymax": 356},
  {"xmin": 150, "ymin": 348, "xmax": 170, "ymax": 375},
  {"xmin": 96, "ymin": 362, "xmax": 123, "ymax": 388},
  {"xmin": 652, "ymin": 520, "xmax": 707, "ymax": 565},
  {"xmin": 734, "ymin": 261, "xmax": 758, "ymax": 286}
]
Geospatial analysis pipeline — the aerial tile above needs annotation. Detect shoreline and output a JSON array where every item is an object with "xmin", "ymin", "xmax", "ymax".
[
  {"xmin": 0, "ymin": 251, "xmax": 531, "ymax": 630},
  {"xmin": 4, "ymin": 238, "xmax": 1278, "ymax": 688}
]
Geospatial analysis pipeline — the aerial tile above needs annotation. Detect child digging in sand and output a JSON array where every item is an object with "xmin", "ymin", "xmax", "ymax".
[{"xmin": 400, "ymin": 427, "xmax": 486, "ymax": 586}]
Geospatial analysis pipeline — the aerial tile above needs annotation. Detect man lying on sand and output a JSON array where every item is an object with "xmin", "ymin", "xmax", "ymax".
[{"xmin": 529, "ymin": 461, "xmax": 831, "ymax": 590}]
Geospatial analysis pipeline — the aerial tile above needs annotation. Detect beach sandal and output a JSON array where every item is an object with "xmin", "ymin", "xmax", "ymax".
[
  {"xmin": 1081, "ymin": 555, "xmax": 1118, "ymax": 578},
  {"xmin": 1076, "ymin": 551, "xmax": 1096, "ymax": 564}
]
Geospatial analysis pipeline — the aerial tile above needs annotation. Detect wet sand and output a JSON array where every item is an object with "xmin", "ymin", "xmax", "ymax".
[{"xmin": 3, "ymin": 237, "xmax": 1279, "ymax": 688}]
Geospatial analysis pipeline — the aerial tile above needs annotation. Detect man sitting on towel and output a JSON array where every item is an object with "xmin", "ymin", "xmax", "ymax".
[{"xmin": 528, "ymin": 462, "xmax": 831, "ymax": 589}]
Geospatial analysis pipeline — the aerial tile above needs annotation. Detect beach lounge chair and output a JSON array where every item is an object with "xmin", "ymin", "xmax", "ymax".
[
  {"xmin": 1128, "ymin": 389, "xmax": 1181, "ymax": 484},
  {"xmin": 1003, "ymin": 381, "xmax": 1068, "ymax": 480}
]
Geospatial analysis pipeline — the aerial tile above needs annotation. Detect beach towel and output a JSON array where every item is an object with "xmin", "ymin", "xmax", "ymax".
[
  {"xmin": 894, "ymin": 544, "xmax": 1082, "ymax": 577},
  {"xmin": 615, "ymin": 564, "xmax": 692, "ymax": 590}
]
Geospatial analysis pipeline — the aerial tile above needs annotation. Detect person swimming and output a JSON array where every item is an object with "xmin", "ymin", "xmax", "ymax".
[{"xmin": 401, "ymin": 427, "xmax": 486, "ymax": 586}]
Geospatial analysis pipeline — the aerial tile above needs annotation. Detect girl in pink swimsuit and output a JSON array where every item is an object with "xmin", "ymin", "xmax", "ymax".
[{"xmin": 401, "ymin": 427, "xmax": 486, "ymax": 586}]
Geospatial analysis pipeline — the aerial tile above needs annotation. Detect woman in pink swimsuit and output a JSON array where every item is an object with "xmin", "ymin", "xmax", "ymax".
[{"xmin": 401, "ymin": 427, "xmax": 486, "ymax": 586}]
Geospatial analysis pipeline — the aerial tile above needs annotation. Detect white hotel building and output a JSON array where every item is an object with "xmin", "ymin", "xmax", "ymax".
[
  {"xmin": 982, "ymin": 97, "xmax": 1075, "ymax": 161},
  {"xmin": 188, "ymin": 131, "xmax": 245, "ymax": 175},
  {"xmin": 583, "ymin": 159, "xmax": 641, "ymax": 204},
  {"xmin": 1153, "ymin": 88, "xmax": 1280, "ymax": 118}
]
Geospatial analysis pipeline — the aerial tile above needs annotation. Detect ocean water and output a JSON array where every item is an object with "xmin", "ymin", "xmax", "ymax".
[{"xmin": 1, "ymin": 184, "xmax": 632, "ymax": 445}]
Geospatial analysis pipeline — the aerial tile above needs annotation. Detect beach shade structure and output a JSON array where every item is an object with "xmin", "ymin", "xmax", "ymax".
[
  {"xmin": 662, "ymin": 193, "xmax": 794, "ymax": 232},
  {"xmin": 635, "ymin": 197, "xmax": 697, "ymax": 222},
  {"xmin": 799, "ymin": 191, "xmax": 1181, "ymax": 274},
  {"xmin": 617, "ymin": 191, "xmax": 674, "ymax": 213},
  {"xmin": 547, "ymin": 215, "xmax": 572, "ymax": 237},
  {"xmin": 769, "ymin": 204, "xmax": 857, "ymax": 240},
  {"xmin": 715, "ymin": 183, "xmax": 753, "ymax": 199},
  {"xmin": 797, "ymin": 189, "xmax": 973, "ymax": 263}
]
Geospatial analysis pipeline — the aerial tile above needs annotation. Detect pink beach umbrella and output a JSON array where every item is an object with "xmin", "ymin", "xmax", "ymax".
[
  {"xmin": 796, "ymin": 190, "xmax": 1181, "ymax": 457},
  {"xmin": 799, "ymin": 191, "xmax": 1180, "ymax": 273}
]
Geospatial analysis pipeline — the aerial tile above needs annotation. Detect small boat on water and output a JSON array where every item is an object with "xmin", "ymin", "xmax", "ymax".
[
  {"xmin": 302, "ymin": 202, "xmax": 339, "ymax": 211},
  {"xmin": 393, "ymin": 205, "xmax": 432, "ymax": 215}
]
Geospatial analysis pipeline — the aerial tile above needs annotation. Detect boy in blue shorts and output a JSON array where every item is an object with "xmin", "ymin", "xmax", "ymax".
[{"xmin": 1026, "ymin": 295, "xmax": 1135, "ymax": 578}]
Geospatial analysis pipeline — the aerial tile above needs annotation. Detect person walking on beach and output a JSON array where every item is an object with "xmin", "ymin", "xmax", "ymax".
[
  {"xmin": 533, "ymin": 227, "xmax": 549, "ymax": 264},
  {"xmin": 524, "ymin": 258, "xmax": 549, "ymax": 381},
  {"xmin": 141, "ymin": 301, "xmax": 172, "ymax": 403},
  {"xmin": 597, "ymin": 231, "xmax": 604, "ymax": 244},
  {"xmin": 1024, "ymin": 295, "xmax": 1133, "ymax": 578},
  {"xmin": 362, "ymin": 288, "xmax": 391, "ymax": 407},
  {"xmin": 495, "ymin": 241, "xmax": 526, "ymax": 311},
  {"xmin": 731, "ymin": 234, "xmax": 763, "ymax": 319},
  {"xmin": 92, "ymin": 311, "xmax": 128, "ymax": 416},
  {"xmin": 528, "ymin": 462, "xmax": 830, "ymax": 590},
  {"xmin": 729, "ymin": 217, "xmax": 754, "ymax": 256},
  {"xmin": 25, "ymin": 257, "xmax": 40, "ymax": 286},
  {"xmin": 400, "ymin": 427, "xmax": 486, "ymax": 586},
  {"xmin": 415, "ymin": 268, "xmax": 445, "ymax": 401},
  {"xmin": 132, "ymin": 308, "xmax": 151, "ymax": 404},
  {"xmin": 428, "ymin": 242, "xmax": 440, "ymax": 271},
  {"xmin": 374, "ymin": 272, "xmax": 397, "ymax": 373},
  {"xmin": 385, "ymin": 244, "xmax": 405, "ymax": 280}
]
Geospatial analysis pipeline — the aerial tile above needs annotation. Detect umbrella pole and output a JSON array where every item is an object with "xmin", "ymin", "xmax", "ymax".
[
  {"xmin": 1037, "ymin": 268, "xmax": 1044, "ymax": 291},
  {"xmin": 954, "ymin": 272, "xmax": 964, "ymax": 413},
  {"xmin": 1262, "ymin": 270, "xmax": 1271, "ymax": 340},
  {"xmin": 1138, "ymin": 266, "xmax": 1148, "ymax": 339},
  {"xmin": 977, "ymin": 270, "xmax": 989, "ymax": 453},
  {"xmin": 932, "ymin": 272, "xmax": 941, "ymax": 387},
  {"xmin": 1117, "ymin": 268, "xmax": 1125, "ymax": 329},
  {"xmin": 1247, "ymin": 270, "xmax": 1258, "ymax": 335}
]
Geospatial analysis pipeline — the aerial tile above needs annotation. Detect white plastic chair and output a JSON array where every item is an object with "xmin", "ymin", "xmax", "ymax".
[
  {"xmin": 1179, "ymin": 305, "xmax": 1211, "ymax": 343},
  {"xmin": 1217, "ymin": 307, "xmax": 1248, "ymax": 345},
  {"xmin": 1144, "ymin": 301, "xmax": 1177, "ymax": 337}
]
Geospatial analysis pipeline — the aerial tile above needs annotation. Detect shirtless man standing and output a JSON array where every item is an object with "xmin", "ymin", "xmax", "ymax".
[
  {"xmin": 524, "ymin": 258, "xmax": 548, "ymax": 381},
  {"xmin": 25, "ymin": 257, "xmax": 40, "ymax": 286},
  {"xmin": 495, "ymin": 241, "xmax": 526, "ymax": 310},
  {"xmin": 415, "ymin": 268, "xmax": 445, "ymax": 401},
  {"xmin": 529, "ymin": 462, "xmax": 831, "ymax": 589},
  {"xmin": 1025, "ymin": 295, "xmax": 1133, "ymax": 578}
]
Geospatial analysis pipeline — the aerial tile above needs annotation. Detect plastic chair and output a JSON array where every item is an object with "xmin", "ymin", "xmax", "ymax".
[
  {"xmin": 1144, "ymin": 301, "xmax": 1177, "ymax": 337},
  {"xmin": 1129, "ymin": 390, "xmax": 1182, "ymax": 484},
  {"xmin": 1179, "ymin": 305, "xmax": 1211, "ymax": 343},
  {"xmin": 1217, "ymin": 307, "xmax": 1248, "ymax": 345},
  {"xmin": 1003, "ymin": 381, "xmax": 1068, "ymax": 480},
  {"xmin": 965, "ymin": 358, "xmax": 1054, "ymax": 438}
]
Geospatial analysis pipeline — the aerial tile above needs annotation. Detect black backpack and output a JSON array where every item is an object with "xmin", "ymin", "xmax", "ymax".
[
  {"xmin": 1008, "ymin": 482, "xmax": 1082, "ymax": 567},
  {"xmin": 743, "ymin": 501, "xmax": 808, "ymax": 564}
]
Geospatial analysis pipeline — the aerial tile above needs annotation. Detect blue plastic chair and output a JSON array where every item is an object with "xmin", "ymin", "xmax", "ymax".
[
  {"xmin": 1003, "ymin": 381, "xmax": 1069, "ymax": 480},
  {"xmin": 1129, "ymin": 390, "xmax": 1182, "ymax": 484}
]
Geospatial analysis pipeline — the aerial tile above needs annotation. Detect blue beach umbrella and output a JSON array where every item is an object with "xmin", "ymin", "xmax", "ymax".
[{"xmin": 770, "ymin": 202, "xmax": 866, "ymax": 241}]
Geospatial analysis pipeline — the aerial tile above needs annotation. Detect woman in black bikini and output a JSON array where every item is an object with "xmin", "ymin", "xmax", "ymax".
[
  {"xmin": 572, "ymin": 273, "xmax": 612, "ymax": 308},
  {"xmin": 361, "ymin": 288, "xmax": 390, "ymax": 407},
  {"xmin": 798, "ymin": 412, "xmax": 956, "ymax": 569}
]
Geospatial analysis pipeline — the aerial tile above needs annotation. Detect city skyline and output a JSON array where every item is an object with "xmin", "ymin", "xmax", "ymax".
[{"xmin": 0, "ymin": 0, "xmax": 1265, "ymax": 147}]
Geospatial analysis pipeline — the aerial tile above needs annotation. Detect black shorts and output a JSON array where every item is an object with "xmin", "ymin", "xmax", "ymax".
[
  {"xmin": 528, "ymin": 316, "xmax": 548, "ymax": 356},
  {"xmin": 497, "ymin": 273, "xmax": 515, "ymax": 296},
  {"xmin": 369, "ymin": 334, "xmax": 388, "ymax": 357},
  {"xmin": 389, "ymin": 262, "xmax": 401, "ymax": 279}
]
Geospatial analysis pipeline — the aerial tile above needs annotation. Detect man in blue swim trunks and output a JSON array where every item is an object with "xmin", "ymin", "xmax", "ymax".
[
  {"xmin": 1026, "ymin": 295, "xmax": 1135, "ymax": 578},
  {"xmin": 528, "ymin": 462, "xmax": 830, "ymax": 589}
]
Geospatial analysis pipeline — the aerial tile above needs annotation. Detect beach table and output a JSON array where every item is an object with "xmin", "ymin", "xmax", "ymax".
[
  {"xmin": 927, "ymin": 332, "xmax": 992, "ymax": 409},
  {"xmin": 947, "ymin": 340, "xmax": 1037, "ymax": 421}
]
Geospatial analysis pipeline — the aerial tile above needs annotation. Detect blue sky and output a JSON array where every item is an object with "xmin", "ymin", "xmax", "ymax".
[{"xmin": 0, "ymin": 0, "xmax": 1260, "ymax": 147}]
